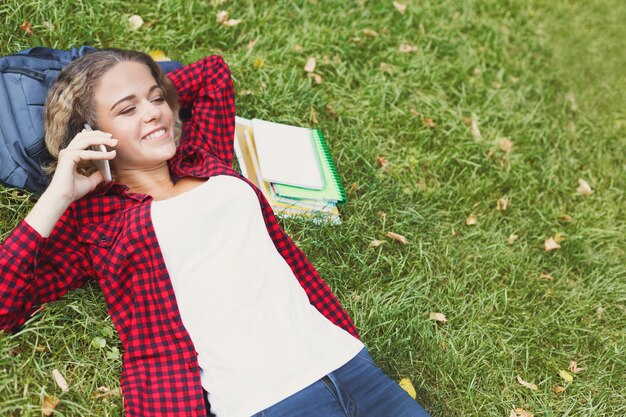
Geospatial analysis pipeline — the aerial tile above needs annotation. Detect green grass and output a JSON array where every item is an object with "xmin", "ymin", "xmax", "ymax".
[{"xmin": 1, "ymin": 0, "xmax": 624, "ymax": 416}]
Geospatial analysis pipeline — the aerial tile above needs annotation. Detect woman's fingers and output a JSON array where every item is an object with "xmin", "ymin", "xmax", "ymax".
[{"xmin": 66, "ymin": 130, "xmax": 118, "ymax": 150}]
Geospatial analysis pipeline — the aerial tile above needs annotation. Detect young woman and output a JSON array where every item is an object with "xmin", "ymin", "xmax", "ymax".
[{"xmin": 0, "ymin": 49, "xmax": 430, "ymax": 417}]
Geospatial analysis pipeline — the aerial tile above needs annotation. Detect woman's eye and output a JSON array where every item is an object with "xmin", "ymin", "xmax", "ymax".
[
  {"xmin": 120, "ymin": 107, "xmax": 135, "ymax": 115},
  {"xmin": 151, "ymin": 96, "xmax": 165, "ymax": 103}
]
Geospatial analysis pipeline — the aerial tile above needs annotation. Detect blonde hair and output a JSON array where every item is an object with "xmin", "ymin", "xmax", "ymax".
[{"xmin": 43, "ymin": 49, "xmax": 182, "ymax": 176}]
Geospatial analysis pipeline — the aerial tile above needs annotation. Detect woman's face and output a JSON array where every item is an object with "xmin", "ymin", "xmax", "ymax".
[{"xmin": 94, "ymin": 61, "xmax": 176, "ymax": 173}]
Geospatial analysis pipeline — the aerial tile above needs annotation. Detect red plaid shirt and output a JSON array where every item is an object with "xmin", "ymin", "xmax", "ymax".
[{"xmin": 0, "ymin": 56, "xmax": 358, "ymax": 416}]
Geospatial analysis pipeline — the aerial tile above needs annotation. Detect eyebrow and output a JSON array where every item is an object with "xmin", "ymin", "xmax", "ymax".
[{"xmin": 110, "ymin": 85, "xmax": 163, "ymax": 111}]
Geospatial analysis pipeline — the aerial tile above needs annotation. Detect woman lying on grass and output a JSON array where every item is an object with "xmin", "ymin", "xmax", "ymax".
[{"xmin": 0, "ymin": 49, "xmax": 430, "ymax": 417}]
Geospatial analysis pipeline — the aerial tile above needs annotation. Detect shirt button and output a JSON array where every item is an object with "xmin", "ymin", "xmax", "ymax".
[{"xmin": 99, "ymin": 236, "xmax": 108, "ymax": 243}]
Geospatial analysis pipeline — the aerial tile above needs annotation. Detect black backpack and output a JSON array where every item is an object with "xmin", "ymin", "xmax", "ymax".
[{"xmin": 0, "ymin": 46, "xmax": 182, "ymax": 194}]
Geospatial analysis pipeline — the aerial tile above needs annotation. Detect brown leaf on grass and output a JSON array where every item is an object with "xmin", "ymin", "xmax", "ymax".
[
  {"xmin": 325, "ymin": 104, "xmax": 337, "ymax": 118},
  {"xmin": 559, "ymin": 369, "xmax": 574, "ymax": 383},
  {"xmin": 293, "ymin": 44, "xmax": 303, "ymax": 52},
  {"xmin": 428, "ymin": 312, "xmax": 447, "ymax": 323},
  {"xmin": 94, "ymin": 386, "xmax": 122, "ymax": 400},
  {"xmin": 127, "ymin": 15, "xmax": 144, "ymax": 31},
  {"xmin": 470, "ymin": 116, "xmax": 482, "ymax": 141},
  {"xmin": 386, "ymin": 231, "xmax": 408, "ymax": 244},
  {"xmin": 363, "ymin": 28, "xmax": 378, "ymax": 37},
  {"xmin": 569, "ymin": 360, "xmax": 585, "ymax": 373},
  {"xmin": 465, "ymin": 214, "xmax": 477, "ymax": 225},
  {"xmin": 410, "ymin": 108, "xmax": 420, "ymax": 117},
  {"xmin": 544, "ymin": 237, "xmax": 561, "ymax": 251},
  {"xmin": 43, "ymin": 21, "xmax": 55, "ymax": 31},
  {"xmin": 239, "ymin": 90, "xmax": 254, "ymax": 96},
  {"xmin": 393, "ymin": 1, "xmax": 407, "ymax": 14},
  {"xmin": 309, "ymin": 107, "xmax": 318, "ymax": 125},
  {"xmin": 559, "ymin": 213, "xmax": 573, "ymax": 222},
  {"xmin": 553, "ymin": 385, "xmax": 566, "ymax": 394},
  {"xmin": 399, "ymin": 43, "xmax": 418, "ymax": 53},
  {"xmin": 369, "ymin": 239, "xmax": 385, "ymax": 248},
  {"xmin": 376, "ymin": 156, "xmax": 389, "ymax": 168},
  {"xmin": 377, "ymin": 210, "xmax": 387, "ymax": 220},
  {"xmin": 496, "ymin": 198, "xmax": 509, "ymax": 211},
  {"xmin": 539, "ymin": 272, "xmax": 554, "ymax": 280},
  {"xmin": 143, "ymin": 19, "xmax": 159, "ymax": 28},
  {"xmin": 596, "ymin": 305, "xmax": 604, "ymax": 318},
  {"xmin": 423, "ymin": 118, "xmax": 436, "ymax": 128},
  {"xmin": 42, "ymin": 395, "xmax": 60, "ymax": 416},
  {"xmin": 507, "ymin": 233, "xmax": 519, "ymax": 244},
  {"xmin": 223, "ymin": 18, "xmax": 242, "ymax": 27},
  {"xmin": 216, "ymin": 10, "xmax": 229, "ymax": 24},
  {"xmin": 52, "ymin": 369, "xmax": 69, "ymax": 392},
  {"xmin": 511, "ymin": 408, "xmax": 534, "ymax": 417},
  {"xmin": 348, "ymin": 183, "xmax": 358, "ymax": 193},
  {"xmin": 497, "ymin": 137, "xmax": 513, "ymax": 153},
  {"xmin": 20, "ymin": 21, "xmax": 33, "ymax": 35},
  {"xmin": 304, "ymin": 57, "xmax": 316, "ymax": 73},
  {"xmin": 553, "ymin": 232, "xmax": 566, "ymax": 243},
  {"xmin": 307, "ymin": 73, "xmax": 323, "ymax": 84},
  {"xmin": 247, "ymin": 38, "xmax": 258, "ymax": 50},
  {"xmin": 576, "ymin": 178, "xmax": 593, "ymax": 196},
  {"xmin": 380, "ymin": 62, "xmax": 393, "ymax": 73},
  {"xmin": 516, "ymin": 375, "xmax": 538, "ymax": 391}
]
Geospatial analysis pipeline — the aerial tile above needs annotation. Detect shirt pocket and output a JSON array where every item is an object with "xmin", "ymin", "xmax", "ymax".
[{"xmin": 77, "ymin": 218, "xmax": 123, "ymax": 248}]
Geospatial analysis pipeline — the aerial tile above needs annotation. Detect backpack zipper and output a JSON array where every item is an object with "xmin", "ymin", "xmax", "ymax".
[{"xmin": 4, "ymin": 67, "xmax": 46, "ymax": 81}]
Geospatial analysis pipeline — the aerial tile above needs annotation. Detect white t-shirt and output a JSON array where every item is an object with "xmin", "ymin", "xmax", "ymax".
[{"xmin": 151, "ymin": 176, "xmax": 364, "ymax": 417}]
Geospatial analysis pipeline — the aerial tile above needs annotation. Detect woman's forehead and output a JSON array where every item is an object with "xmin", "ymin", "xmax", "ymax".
[{"xmin": 96, "ymin": 61, "xmax": 157, "ymax": 104}]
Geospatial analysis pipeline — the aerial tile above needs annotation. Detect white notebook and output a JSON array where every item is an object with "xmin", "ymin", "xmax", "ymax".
[{"xmin": 251, "ymin": 118, "xmax": 323, "ymax": 189}]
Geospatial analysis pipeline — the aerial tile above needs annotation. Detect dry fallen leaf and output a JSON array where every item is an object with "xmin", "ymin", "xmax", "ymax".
[
  {"xmin": 223, "ymin": 18, "xmax": 241, "ymax": 27},
  {"xmin": 553, "ymin": 232, "xmax": 566, "ymax": 243},
  {"xmin": 304, "ymin": 57, "xmax": 316, "ymax": 73},
  {"xmin": 511, "ymin": 408, "xmax": 534, "ymax": 417},
  {"xmin": 516, "ymin": 375, "xmax": 538, "ymax": 391},
  {"xmin": 293, "ymin": 43, "xmax": 303, "ymax": 52},
  {"xmin": 239, "ymin": 89, "xmax": 254, "ymax": 96},
  {"xmin": 496, "ymin": 198, "xmax": 509, "ymax": 211},
  {"xmin": 466, "ymin": 213, "xmax": 477, "ymax": 225},
  {"xmin": 423, "ymin": 118, "xmax": 436, "ymax": 128},
  {"xmin": 380, "ymin": 62, "xmax": 393, "ymax": 73},
  {"xmin": 325, "ymin": 104, "xmax": 337, "ymax": 118},
  {"xmin": 539, "ymin": 272, "xmax": 554, "ymax": 280},
  {"xmin": 363, "ymin": 28, "xmax": 378, "ymax": 37},
  {"xmin": 127, "ymin": 15, "xmax": 144, "ymax": 31},
  {"xmin": 569, "ymin": 360, "xmax": 585, "ymax": 373},
  {"xmin": 42, "ymin": 394, "xmax": 60, "ymax": 416},
  {"xmin": 507, "ymin": 233, "xmax": 519, "ymax": 244},
  {"xmin": 497, "ymin": 137, "xmax": 513, "ymax": 153},
  {"xmin": 310, "ymin": 107, "xmax": 318, "ymax": 125},
  {"xmin": 247, "ymin": 38, "xmax": 257, "ymax": 50},
  {"xmin": 470, "ymin": 116, "xmax": 482, "ymax": 141},
  {"xmin": 553, "ymin": 385, "xmax": 566, "ymax": 394},
  {"xmin": 399, "ymin": 43, "xmax": 418, "ymax": 53},
  {"xmin": 544, "ymin": 237, "xmax": 561, "ymax": 251},
  {"xmin": 393, "ymin": 1, "xmax": 407, "ymax": 14},
  {"xmin": 149, "ymin": 50, "xmax": 171, "ymax": 61},
  {"xmin": 376, "ymin": 156, "xmax": 389, "ymax": 168},
  {"xmin": 307, "ymin": 73, "xmax": 323, "ymax": 84},
  {"xmin": 429, "ymin": 312, "xmax": 447, "ymax": 323},
  {"xmin": 216, "ymin": 10, "xmax": 229, "ymax": 24},
  {"xmin": 20, "ymin": 21, "xmax": 33, "ymax": 35},
  {"xmin": 559, "ymin": 213, "xmax": 573, "ymax": 222},
  {"xmin": 559, "ymin": 369, "xmax": 574, "ymax": 383},
  {"xmin": 398, "ymin": 378, "xmax": 416, "ymax": 399},
  {"xmin": 94, "ymin": 386, "xmax": 122, "ymax": 400},
  {"xmin": 369, "ymin": 239, "xmax": 385, "ymax": 248},
  {"xmin": 386, "ymin": 231, "xmax": 408, "ymax": 244},
  {"xmin": 596, "ymin": 305, "xmax": 604, "ymax": 318},
  {"xmin": 577, "ymin": 178, "xmax": 593, "ymax": 196},
  {"xmin": 52, "ymin": 369, "xmax": 69, "ymax": 392},
  {"xmin": 43, "ymin": 21, "xmax": 55, "ymax": 31}
]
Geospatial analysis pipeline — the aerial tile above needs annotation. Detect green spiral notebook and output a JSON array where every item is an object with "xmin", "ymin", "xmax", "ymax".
[{"xmin": 270, "ymin": 128, "xmax": 347, "ymax": 204}]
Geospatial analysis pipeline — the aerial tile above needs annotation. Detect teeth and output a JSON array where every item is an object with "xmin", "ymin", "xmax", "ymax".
[{"xmin": 143, "ymin": 129, "xmax": 165, "ymax": 140}]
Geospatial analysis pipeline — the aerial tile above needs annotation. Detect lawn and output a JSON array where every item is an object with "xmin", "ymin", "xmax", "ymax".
[{"xmin": 1, "ymin": 0, "xmax": 624, "ymax": 416}]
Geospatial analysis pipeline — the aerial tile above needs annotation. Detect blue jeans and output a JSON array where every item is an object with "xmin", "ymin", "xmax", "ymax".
[{"xmin": 249, "ymin": 347, "xmax": 431, "ymax": 417}]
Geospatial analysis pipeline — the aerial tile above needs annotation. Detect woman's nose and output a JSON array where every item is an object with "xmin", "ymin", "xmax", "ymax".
[{"xmin": 143, "ymin": 101, "xmax": 162, "ymax": 123}]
